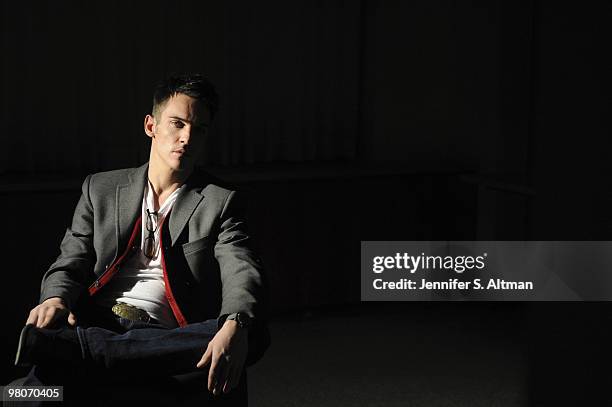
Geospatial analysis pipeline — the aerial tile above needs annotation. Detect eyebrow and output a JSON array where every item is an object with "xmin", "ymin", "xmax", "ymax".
[{"xmin": 168, "ymin": 116, "xmax": 209, "ymax": 128}]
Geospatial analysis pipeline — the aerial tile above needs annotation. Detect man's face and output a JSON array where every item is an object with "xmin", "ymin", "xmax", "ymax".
[{"xmin": 144, "ymin": 93, "xmax": 211, "ymax": 173}]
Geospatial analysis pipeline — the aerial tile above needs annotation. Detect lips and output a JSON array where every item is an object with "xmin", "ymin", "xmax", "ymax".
[{"xmin": 173, "ymin": 149, "xmax": 189, "ymax": 156}]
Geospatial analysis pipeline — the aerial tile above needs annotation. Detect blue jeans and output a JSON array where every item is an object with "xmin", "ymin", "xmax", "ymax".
[
  {"xmin": 78, "ymin": 317, "xmax": 219, "ymax": 376},
  {"xmin": 7, "ymin": 309, "xmax": 248, "ymax": 406}
]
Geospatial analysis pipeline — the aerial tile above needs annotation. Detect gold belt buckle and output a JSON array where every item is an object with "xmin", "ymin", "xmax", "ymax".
[{"xmin": 111, "ymin": 302, "xmax": 151, "ymax": 323}]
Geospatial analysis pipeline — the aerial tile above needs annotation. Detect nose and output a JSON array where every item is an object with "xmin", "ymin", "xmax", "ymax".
[{"xmin": 179, "ymin": 126, "xmax": 192, "ymax": 145}]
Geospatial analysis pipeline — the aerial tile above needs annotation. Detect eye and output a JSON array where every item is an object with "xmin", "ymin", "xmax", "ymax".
[{"xmin": 171, "ymin": 120, "xmax": 184, "ymax": 128}]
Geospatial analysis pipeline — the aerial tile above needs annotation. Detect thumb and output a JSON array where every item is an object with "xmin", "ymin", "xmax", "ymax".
[{"xmin": 68, "ymin": 312, "xmax": 77, "ymax": 326}]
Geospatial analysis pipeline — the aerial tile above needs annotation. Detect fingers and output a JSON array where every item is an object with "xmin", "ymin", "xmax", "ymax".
[
  {"xmin": 222, "ymin": 365, "xmax": 238, "ymax": 394},
  {"xmin": 36, "ymin": 309, "xmax": 47, "ymax": 328},
  {"xmin": 197, "ymin": 344, "xmax": 218, "ymax": 393},
  {"xmin": 198, "ymin": 344, "xmax": 228, "ymax": 395},
  {"xmin": 25, "ymin": 305, "xmax": 68, "ymax": 328},
  {"xmin": 222, "ymin": 375, "xmax": 232, "ymax": 394},
  {"xmin": 68, "ymin": 312, "xmax": 77, "ymax": 326},
  {"xmin": 26, "ymin": 306, "xmax": 44, "ymax": 327},
  {"xmin": 212, "ymin": 355, "xmax": 230, "ymax": 395},
  {"xmin": 40, "ymin": 307, "xmax": 56, "ymax": 328},
  {"xmin": 196, "ymin": 345, "xmax": 212, "ymax": 369},
  {"xmin": 206, "ymin": 351, "xmax": 230, "ymax": 395},
  {"xmin": 225, "ymin": 363, "xmax": 242, "ymax": 394},
  {"xmin": 208, "ymin": 354, "xmax": 219, "ymax": 394},
  {"xmin": 26, "ymin": 309, "xmax": 37, "ymax": 326},
  {"xmin": 198, "ymin": 327, "xmax": 248, "ymax": 396}
]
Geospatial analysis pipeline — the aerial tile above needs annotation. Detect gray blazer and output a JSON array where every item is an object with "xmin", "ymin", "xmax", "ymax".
[{"xmin": 40, "ymin": 162, "xmax": 269, "ymax": 361}]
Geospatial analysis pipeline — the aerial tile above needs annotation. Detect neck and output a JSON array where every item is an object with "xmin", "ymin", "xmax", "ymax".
[{"xmin": 147, "ymin": 158, "xmax": 192, "ymax": 198}]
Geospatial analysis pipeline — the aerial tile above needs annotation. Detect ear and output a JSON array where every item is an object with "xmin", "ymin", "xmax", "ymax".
[{"xmin": 144, "ymin": 114, "xmax": 156, "ymax": 139}]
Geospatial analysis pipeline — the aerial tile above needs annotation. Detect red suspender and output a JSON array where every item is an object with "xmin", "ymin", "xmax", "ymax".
[
  {"xmin": 88, "ymin": 214, "xmax": 187, "ymax": 327},
  {"xmin": 88, "ymin": 217, "xmax": 143, "ymax": 295}
]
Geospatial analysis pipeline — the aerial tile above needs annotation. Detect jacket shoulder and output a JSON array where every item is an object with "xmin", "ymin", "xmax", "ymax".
[
  {"xmin": 190, "ymin": 169, "xmax": 236, "ymax": 196},
  {"xmin": 189, "ymin": 169, "xmax": 243, "ymax": 209},
  {"xmin": 203, "ymin": 183, "xmax": 236, "ymax": 199},
  {"xmin": 90, "ymin": 167, "xmax": 134, "ymax": 181},
  {"xmin": 88, "ymin": 166, "xmax": 144, "ymax": 191}
]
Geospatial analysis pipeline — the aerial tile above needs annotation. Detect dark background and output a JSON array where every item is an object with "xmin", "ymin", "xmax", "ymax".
[{"xmin": 1, "ymin": 0, "xmax": 611, "ymax": 405}]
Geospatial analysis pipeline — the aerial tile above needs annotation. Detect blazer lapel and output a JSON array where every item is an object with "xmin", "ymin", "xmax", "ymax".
[
  {"xmin": 168, "ymin": 175, "xmax": 206, "ymax": 246},
  {"xmin": 115, "ymin": 163, "xmax": 148, "ymax": 259}
]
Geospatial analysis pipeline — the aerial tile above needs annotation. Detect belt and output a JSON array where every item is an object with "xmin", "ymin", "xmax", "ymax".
[{"xmin": 111, "ymin": 302, "xmax": 152, "ymax": 323}]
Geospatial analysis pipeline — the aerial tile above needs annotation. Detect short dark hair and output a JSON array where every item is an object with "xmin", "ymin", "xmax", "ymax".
[{"xmin": 152, "ymin": 73, "xmax": 219, "ymax": 119}]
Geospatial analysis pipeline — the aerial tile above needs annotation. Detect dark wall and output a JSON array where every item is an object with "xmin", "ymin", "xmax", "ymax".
[
  {"xmin": 2, "ymin": 0, "xmax": 537, "ymax": 174},
  {"xmin": 1, "ymin": 1, "xmax": 362, "ymax": 171},
  {"xmin": 361, "ymin": 0, "xmax": 533, "ymax": 176},
  {"xmin": 530, "ymin": 1, "xmax": 612, "ymax": 239}
]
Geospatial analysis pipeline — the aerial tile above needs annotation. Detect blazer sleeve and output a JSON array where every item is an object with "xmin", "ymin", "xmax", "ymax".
[
  {"xmin": 214, "ymin": 190, "xmax": 270, "ymax": 365},
  {"xmin": 215, "ymin": 190, "xmax": 268, "ymax": 321},
  {"xmin": 39, "ymin": 174, "xmax": 96, "ymax": 309}
]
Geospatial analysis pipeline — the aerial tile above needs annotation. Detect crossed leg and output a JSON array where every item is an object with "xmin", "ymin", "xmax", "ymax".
[
  {"xmin": 8, "ymin": 318, "xmax": 247, "ymax": 406},
  {"xmin": 78, "ymin": 318, "xmax": 219, "ymax": 376}
]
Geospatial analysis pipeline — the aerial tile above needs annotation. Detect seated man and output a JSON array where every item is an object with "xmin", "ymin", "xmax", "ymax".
[{"xmin": 9, "ymin": 74, "xmax": 269, "ymax": 406}]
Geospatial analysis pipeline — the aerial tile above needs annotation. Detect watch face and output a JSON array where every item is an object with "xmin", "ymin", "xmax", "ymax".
[{"xmin": 236, "ymin": 313, "xmax": 250, "ymax": 326}]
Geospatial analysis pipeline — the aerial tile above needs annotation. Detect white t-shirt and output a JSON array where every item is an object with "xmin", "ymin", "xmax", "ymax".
[{"xmin": 95, "ymin": 180, "xmax": 185, "ymax": 327}]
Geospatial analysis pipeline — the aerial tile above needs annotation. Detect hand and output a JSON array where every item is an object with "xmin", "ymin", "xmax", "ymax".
[
  {"xmin": 196, "ymin": 320, "xmax": 248, "ymax": 395},
  {"xmin": 26, "ymin": 297, "xmax": 77, "ymax": 328}
]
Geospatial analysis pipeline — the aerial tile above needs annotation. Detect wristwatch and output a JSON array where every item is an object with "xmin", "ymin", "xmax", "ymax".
[{"xmin": 224, "ymin": 312, "xmax": 251, "ymax": 329}]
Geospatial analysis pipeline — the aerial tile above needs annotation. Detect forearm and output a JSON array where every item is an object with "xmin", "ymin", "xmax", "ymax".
[
  {"xmin": 218, "ymin": 261, "xmax": 265, "ymax": 318},
  {"xmin": 40, "ymin": 260, "xmax": 91, "ymax": 308}
]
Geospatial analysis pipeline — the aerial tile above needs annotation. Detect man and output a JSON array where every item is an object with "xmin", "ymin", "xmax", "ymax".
[{"xmin": 10, "ymin": 74, "xmax": 269, "ymax": 405}]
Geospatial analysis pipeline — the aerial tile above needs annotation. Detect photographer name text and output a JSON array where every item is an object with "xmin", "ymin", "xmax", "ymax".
[
  {"xmin": 373, "ymin": 278, "xmax": 533, "ymax": 291},
  {"xmin": 371, "ymin": 253, "xmax": 533, "ymax": 291}
]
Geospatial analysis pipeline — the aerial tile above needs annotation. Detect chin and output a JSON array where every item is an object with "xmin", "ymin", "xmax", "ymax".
[{"xmin": 173, "ymin": 161, "xmax": 193, "ymax": 172}]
